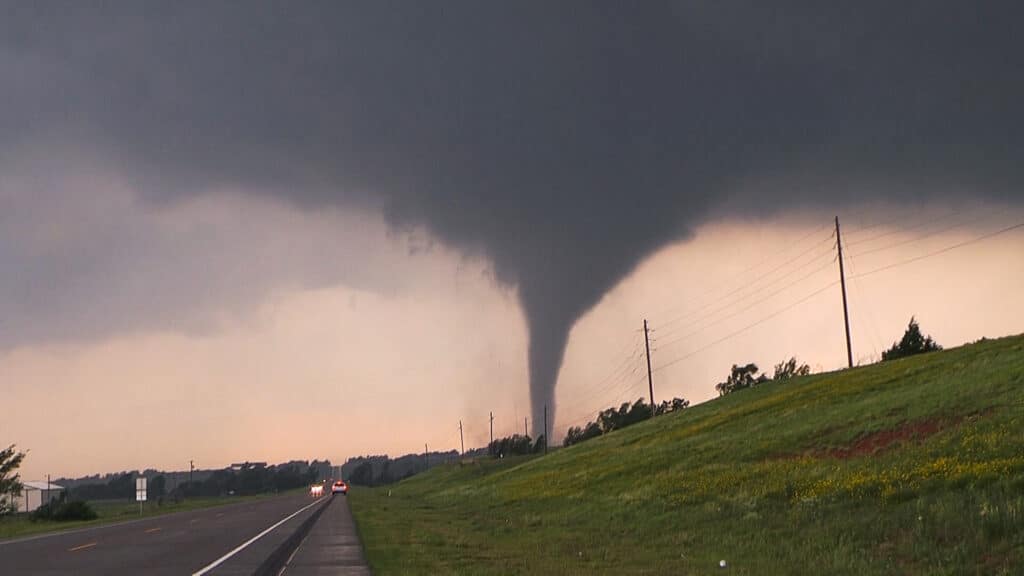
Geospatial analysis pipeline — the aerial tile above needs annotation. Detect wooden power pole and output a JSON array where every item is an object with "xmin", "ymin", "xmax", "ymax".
[
  {"xmin": 835, "ymin": 216, "xmax": 854, "ymax": 368},
  {"xmin": 489, "ymin": 411, "xmax": 494, "ymax": 446},
  {"xmin": 459, "ymin": 420, "xmax": 465, "ymax": 456},
  {"xmin": 644, "ymin": 319, "xmax": 655, "ymax": 415}
]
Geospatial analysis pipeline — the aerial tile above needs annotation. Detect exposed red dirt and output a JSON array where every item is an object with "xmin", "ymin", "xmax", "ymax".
[
  {"xmin": 775, "ymin": 408, "xmax": 995, "ymax": 461},
  {"xmin": 816, "ymin": 416, "xmax": 956, "ymax": 459}
]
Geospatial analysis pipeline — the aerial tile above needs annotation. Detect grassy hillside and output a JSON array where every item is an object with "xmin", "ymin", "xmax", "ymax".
[{"xmin": 350, "ymin": 334, "xmax": 1024, "ymax": 575}]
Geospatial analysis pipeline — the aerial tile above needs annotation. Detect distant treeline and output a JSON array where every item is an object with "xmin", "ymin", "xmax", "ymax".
[
  {"xmin": 62, "ymin": 460, "xmax": 334, "ymax": 501},
  {"xmin": 175, "ymin": 462, "xmax": 321, "ymax": 498},
  {"xmin": 56, "ymin": 469, "xmax": 209, "ymax": 491},
  {"xmin": 342, "ymin": 451, "xmax": 458, "ymax": 487}
]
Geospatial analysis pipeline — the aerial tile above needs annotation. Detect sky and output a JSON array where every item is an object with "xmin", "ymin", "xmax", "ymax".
[{"xmin": 2, "ymin": 2, "xmax": 1023, "ymax": 481}]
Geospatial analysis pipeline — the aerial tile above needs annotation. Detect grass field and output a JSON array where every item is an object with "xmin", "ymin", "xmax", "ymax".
[
  {"xmin": 0, "ymin": 492, "xmax": 288, "ymax": 540},
  {"xmin": 349, "ymin": 334, "xmax": 1024, "ymax": 575}
]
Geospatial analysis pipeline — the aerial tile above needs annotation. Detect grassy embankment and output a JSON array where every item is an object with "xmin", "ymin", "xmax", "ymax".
[
  {"xmin": 350, "ymin": 334, "xmax": 1024, "ymax": 575},
  {"xmin": 0, "ymin": 491, "xmax": 294, "ymax": 540}
]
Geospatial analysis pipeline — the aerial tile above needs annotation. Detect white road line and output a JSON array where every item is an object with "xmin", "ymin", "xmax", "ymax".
[
  {"xmin": 0, "ymin": 497, "xmax": 276, "ymax": 546},
  {"xmin": 276, "ymin": 519, "xmax": 316, "ymax": 576},
  {"xmin": 192, "ymin": 498, "xmax": 325, "ymax": 576},
  {"xmin": 0, "ymin": 516, "xmax": 156, "ymax": 546}
]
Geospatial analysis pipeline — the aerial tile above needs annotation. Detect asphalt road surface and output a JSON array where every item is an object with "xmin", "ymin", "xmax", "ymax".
[{"xmin": 0, "ymin": 491, "xmax": 357, "ymax": 575}]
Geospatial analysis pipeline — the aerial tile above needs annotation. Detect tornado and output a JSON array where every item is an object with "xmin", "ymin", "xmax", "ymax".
[{"xmin": 5, "ymin": 1, "xmax": 1022, "ymax": 432}]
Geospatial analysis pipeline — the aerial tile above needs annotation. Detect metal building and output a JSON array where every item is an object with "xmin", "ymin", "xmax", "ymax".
[{"xmin": 11, "ymin": 481, "xmax": 65, "ymax": 513}]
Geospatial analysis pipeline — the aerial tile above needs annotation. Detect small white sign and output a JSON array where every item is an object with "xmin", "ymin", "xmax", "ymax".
[{"xmin": 136, "ymin": 477, "xmax": 147, "ymax": 502}]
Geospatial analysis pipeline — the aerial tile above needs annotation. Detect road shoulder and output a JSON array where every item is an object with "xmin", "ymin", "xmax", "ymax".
[{"xmin": 281, "ymin": 494, "xmax": 371, "ymax": 575}]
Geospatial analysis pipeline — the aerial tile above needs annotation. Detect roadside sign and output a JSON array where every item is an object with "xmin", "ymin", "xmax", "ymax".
[{"xmin": 136, "ymin": 477, "xmax": 147, "ymax": 502}]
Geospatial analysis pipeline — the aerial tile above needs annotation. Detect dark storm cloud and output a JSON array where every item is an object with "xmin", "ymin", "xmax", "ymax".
[{"xmin": 2, "ymin": 1, "xmax": 1022, "ymax": 423}]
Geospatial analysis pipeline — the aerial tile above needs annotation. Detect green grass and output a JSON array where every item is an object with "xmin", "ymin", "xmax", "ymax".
[
  {"xmin": 349, "ymin": 334, "xmax": 1024, "ymax": 575},
  {"xmin": 0, "ymin": 491, "xmax": 295, "ymax": 540}
]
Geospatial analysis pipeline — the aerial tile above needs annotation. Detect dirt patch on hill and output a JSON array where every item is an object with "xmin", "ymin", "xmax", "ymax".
[
  {"xmin": 777, "ymin": 409, "xmax": 994, "ymax": 461},
  {"xmin": 816, "ymin": 416, "xmax": 957, "ymax": 459}
]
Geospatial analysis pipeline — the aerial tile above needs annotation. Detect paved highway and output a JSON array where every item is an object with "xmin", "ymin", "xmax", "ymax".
[{"xmin": 1, "ymin": 492, "xmax": 335, "ymax": 575}]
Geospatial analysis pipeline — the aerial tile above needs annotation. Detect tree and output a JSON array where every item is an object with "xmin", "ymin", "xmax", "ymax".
[
  {"xmin": 882, "ymin": 317, "xmax": 942, "ymax": 361},
  {"xmin": 349, "ymin": 461, "xmax": 374, "ymax": 486},
  {"xmin": 1, "ymin": 444, "xmax": 26, "ymax": 515},
  {"xmin": 564, "ymin": 396, "xmax": 688, "ymax": 447},
  {"xmin": 150, "ymin": 475, "xmax": 167, "ymax": 499},
  {"xmin": 715, "ymin": 363, "xmax": 769, "ymax": 396},
  {"xmin": 772, "ymin": 357, "xmax": 810, "ymax": 380},
  {"xmin": 489, "ymin": 434, "xmax": 534, "ymax": 456},
  {"xmin": 655, "ymin": 397, "xmax": 690, "ymax": 415},
  {"xmin": 597, "ymin": 399, "xmax": 652, "ymax": 433},
  {"xmin": 108, "ymin": 473, "xmax": 135, "ymax": 500},
  {"xmin": 563, "ymin": 423, "xmax": 602, "ymax": 447}
]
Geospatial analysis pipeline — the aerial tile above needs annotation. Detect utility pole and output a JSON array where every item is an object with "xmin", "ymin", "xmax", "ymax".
[
  {"xmin": 644, "ymin": 319, "xmax": 655, "ymax": 416},
  {"xmin": 459, "ymin": 420, "xmax": 465, "ymax": 456},
  {"xmin": 543, "ymin": 405, "xmax": 548, "ymax": 455},
  {"xmin": 489, "ymin": 411, "xmax": 494, "ymax": 446},
  {"xmin": 835, "ymin": 216, "xmax": 854, "ymax": 369},
  {"xmin": 189, "ymin": 460, "xmax": 194, "ymax": 487},
  {"xmin": 424, "ymin": 443, "xmax": 429, "ymax": 469},
  {"xmin": 524, "ymin": 417, "xmax": 528, "ymax": 438}
]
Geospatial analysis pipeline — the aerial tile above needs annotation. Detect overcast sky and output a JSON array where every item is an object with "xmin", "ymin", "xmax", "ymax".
[{"xmin": 2, "ymin": 2, "xmax": 1023, "ymax": 480}]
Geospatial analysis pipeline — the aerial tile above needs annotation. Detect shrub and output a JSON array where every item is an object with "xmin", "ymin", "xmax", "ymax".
[
  {"xmin": 54, "ymin": 500, "xmax": 98, "ymax": 521},
  {"xmin": 31, "ymin": 499, "xmax": 98, "ymax": 522},
  {"xmin": 882, "ymin": 317, "xmax": 942, "ymax": 361},
  {"xmin": 715, "ymin": 363, "xmax": 769, "ymax": 396}
]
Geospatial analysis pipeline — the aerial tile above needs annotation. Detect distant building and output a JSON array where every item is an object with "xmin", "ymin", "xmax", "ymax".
[
  {"xmin": 230, "ymin": 462, "xmax": 268, "ymax": 471},
  {"xmin": 11, "ymin": 481, "xmax": 65, "ymax": 513}
]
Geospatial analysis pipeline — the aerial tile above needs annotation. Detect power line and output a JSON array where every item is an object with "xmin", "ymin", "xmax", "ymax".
[
  {"xmin": 844, "ymin": 207, "xmax": 963, "ymax": 249},
  {"xmin": 658, "ymin": 230, "xmax": 834, "ymax": 330},
  {"xmin": 557, "ymin": 333, "xmax": 643, "ymax": 405},
  {"xmin": 573, "ymin": 371, "xmax": 648, "ymax": 418},
  {"xmin": 840, "ymin": 210, "xmax": 907, "ymax": 240},
  {"xmin": 652, "ymin": 215, "xmax": 1021, "ymax": 375},
  {"xmin": 587, "ymin": 361, "xmax": 643, "ymax": 401},
  {"xmin": 655, "ymin": 255, "xmax": 836, "ymax": 351},
  {"xmin": 651, "ymin": 225, "xmax": 832, "ymax": 322},
  {"xmin": 657, "ymin": 242, "xmax": 836, "ymax": 340},
  {"xmin": 583, "ymin": 346, "xmax": 645, "ymax": 397},
  {"xmin": 848, "ymin": 207, "xmax": 1001, "ymax": 258},
  {"xmin": 654, "ymin": 280, "xmax": 839, "ymax": 373},
  {"xmin": 562, "ymin": 388, "xmax": 644, "ymax": 431},
  {"xmin": 560, "ymin": 374, "xmax": 649, "ymax": 430},
  {"xmin": 842, "ymin": 251, "xmax": 884, "ymax": 361},
  {"xmin": 849, "ymin": 222, "xmax": 1024, "ymax": 280},
  {"xmin": 553, "ymin": 337, "xmax": 645, "ymax": 433}
]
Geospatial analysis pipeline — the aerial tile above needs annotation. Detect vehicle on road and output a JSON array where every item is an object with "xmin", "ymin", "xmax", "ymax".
[
  {"xmin": 310, "ymin": 483, "xmax": 324, "ymax": 497},
  {"xmin": 331, "ymin": 480, "xmax": 348, "ymax": 495}
]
